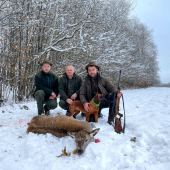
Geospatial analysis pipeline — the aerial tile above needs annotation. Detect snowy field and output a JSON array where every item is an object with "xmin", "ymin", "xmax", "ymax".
[{"xmin": 0, "ymin": 87, "xmax": 170, "ymax": 170}]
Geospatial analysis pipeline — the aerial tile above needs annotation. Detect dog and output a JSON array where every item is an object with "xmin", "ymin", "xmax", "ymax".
[{"xmin": 69, "ymin": 93, "xmax": 105, "ymax": 123}]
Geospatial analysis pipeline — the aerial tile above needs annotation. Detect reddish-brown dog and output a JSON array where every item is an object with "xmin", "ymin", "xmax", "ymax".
[{"xmin": 69, "ymin": 94, "xmax": 104, "ymax": 123}]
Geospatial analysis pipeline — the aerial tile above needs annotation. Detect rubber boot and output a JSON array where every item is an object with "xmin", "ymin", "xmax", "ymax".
[
  {"xmin": 44, "ymin": 105, "xmax": 50, "ymax": 115},
  {"xmin": 38, "ymin": 111, "xmax": 44, "ymax": 115},
  {"xmin": 66, "ymin": 108, "xmax": 70, "ymax": 116},
  {"xmin": 107, "ymin": 92, "xmax": 117, "ymax": 125}
]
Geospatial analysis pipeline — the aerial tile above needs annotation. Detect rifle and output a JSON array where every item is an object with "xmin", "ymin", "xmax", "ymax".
[{"xmin": 114, "ymin": 70, "xmax": 125, "ymax": 133}]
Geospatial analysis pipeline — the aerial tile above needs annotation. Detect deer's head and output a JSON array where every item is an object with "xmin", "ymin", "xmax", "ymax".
[{"xmin": 68, "ymin": 128, "xmax": 100, "ymax": 155}]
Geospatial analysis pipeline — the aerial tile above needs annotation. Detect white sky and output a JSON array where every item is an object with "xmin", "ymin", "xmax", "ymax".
[{"xmin": 132, "ymin": 0, "xmax": 170, "ymax": 84}]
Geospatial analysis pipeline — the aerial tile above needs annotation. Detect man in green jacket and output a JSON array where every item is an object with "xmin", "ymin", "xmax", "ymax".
[
  {"xmin": 80, "ymin": 62, "xmax": 122, "ymax": 124},
  {"xmin": 58, "ymin": 65, "xmax": 82, "ymax": 115},
  {"xmin": 34, "ymin": 60, "xmax": 58, "ymax": 115}
]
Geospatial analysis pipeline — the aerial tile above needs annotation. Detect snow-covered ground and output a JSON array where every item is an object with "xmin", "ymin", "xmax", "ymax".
[{"xmin": 0, "ymin": 87, "xmax": 170, "ymax": 170}]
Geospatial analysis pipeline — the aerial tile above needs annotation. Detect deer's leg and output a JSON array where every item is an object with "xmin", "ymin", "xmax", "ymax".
[
  {"xmin": 51, "ymin": 131, "xmax": 69, "ymax": 138},
  {"xmin": 28, "ymin": 128, "xmax": 69, "ymax": 138}
]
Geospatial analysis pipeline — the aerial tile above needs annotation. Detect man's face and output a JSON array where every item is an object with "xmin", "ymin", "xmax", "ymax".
[
  {"xmin": 42, "ymin": 63, "xmax": 51, "ymax": 73},
  {"xmin": 65, "ymin": 65, "xmax": 75, "ymax": 77},
  {"xmin": 88, "ymin": 66, "xmax": 98, "ymax": 77}
]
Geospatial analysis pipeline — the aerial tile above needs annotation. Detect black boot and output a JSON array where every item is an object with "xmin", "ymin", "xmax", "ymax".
[
  {"xmin": 38, "ymin": 111, "xmax": 44, "ymax": 115},
  {"xmin": 44, "ymin": 105, "xmax": 50, "ymax": 115},
  {"xmin": 81, "ymin": 112, "xmax": 86, "ymax": 117},
  {"xmin": 107, "ymin": 92, "xmax": 117, "ymax": 125},
  {"xmin": 89, "ymin": 112, "xmax": 103, "ymax": 122},
  {"xmin": 89, "ymin": 114, "xmax": 95, "ymax": 122},
  {"xmin": 107, "ymin": 112, "xmax": 115, "ymax": 125},
  {"xmin": 66, "ymin": 108, "xmax": 70, "ymax": 116},
  {"xmin": 98, "ymin": 113, "xmax": 103, "ymax": 118}
]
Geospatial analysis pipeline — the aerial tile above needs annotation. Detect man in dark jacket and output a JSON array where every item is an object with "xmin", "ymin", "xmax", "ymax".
[
  {"xmin": 58, "ymin": 65, "xmax": 82, "ymax": 115},
  {"xmin": 34, "ymin": 60, "xmax": 58, "ymax": 115},
  {"xmin": 80, "ymin": 62, "xmax": 121, "ymax": 123}
]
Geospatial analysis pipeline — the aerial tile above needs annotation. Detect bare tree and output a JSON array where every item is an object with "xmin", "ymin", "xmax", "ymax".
[{"xmin": 0, "ymin": 0, "xmax": 160, "ymax": 103}]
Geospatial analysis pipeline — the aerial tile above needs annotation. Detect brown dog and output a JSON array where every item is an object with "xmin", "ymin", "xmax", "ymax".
[{"xmin": 69, "ymin": 94, "xmax": 105, "ymax": 123}]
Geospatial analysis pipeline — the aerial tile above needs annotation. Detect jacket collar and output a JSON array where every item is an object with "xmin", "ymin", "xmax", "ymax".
[{"xmin": 42, "ymin": 70, "xmax": 51, "ymax": 75}]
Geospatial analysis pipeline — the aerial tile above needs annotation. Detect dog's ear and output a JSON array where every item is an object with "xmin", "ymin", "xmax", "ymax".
[{"xmin": 94, "ymin": 94, "xmax": 99, "ymax": 104}]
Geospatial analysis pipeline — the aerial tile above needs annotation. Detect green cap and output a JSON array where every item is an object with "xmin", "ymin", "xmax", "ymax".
[{"xmin": 40, "ymin": 59, "xmax": 52, "ymax": 66}]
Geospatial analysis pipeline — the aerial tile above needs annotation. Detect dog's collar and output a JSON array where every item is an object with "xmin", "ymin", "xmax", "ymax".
[{"xmin": 92, "ymin": 98, "xmax": 100, "ymax": 107}]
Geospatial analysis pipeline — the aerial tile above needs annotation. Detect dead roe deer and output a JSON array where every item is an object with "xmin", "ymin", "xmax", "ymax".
[{"xmin": 27, "ymin": 115, "xmax": 100, "ymax": 155}]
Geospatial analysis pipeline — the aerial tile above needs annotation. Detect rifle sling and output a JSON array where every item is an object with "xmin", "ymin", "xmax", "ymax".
[{"xmin": 121, "ymin": 93, "xmax": 126, "ymax": 133}]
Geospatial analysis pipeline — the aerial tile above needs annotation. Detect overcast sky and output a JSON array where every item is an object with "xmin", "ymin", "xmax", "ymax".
[{"xmin": 132, "ymin": 0, "xmax": 170, "ymax": 84}]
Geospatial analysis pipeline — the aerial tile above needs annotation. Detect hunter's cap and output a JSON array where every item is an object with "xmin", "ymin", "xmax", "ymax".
[
  {"xmin": 85, "ymin": 61, "xmax": 99, "ymax": 71},
  {"xmin": 40, "ymin": 59, "xmax": 52, "ymax": 66}
]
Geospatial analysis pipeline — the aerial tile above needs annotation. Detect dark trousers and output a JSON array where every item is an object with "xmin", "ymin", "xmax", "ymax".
[
  {"xmin": 34, "ymin": 90, "xmax": 57, "ymax": 114},
  {"xmin": 59, "ymin": 99, "xmax": 69, "ymax": 110}
]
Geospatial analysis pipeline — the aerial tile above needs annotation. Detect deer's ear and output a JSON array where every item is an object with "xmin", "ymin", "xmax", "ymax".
[
  {"xmin": 89, "ymin": 128, "xmax": 100, "ymax": 137},
  {"xmin": 68, "ymin": 132, "xmax": 76, "ymax": 139}
]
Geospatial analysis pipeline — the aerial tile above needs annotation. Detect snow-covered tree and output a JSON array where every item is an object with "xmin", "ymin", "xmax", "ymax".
[{"xmin": 0, "ymin": 0, "xmax": 160, "ymax": 102}]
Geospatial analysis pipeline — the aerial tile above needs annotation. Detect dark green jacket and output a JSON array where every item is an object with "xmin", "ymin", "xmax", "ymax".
[
  {"xmin": 34, "ymin": 70, "xmax": 58, "ymax": 98},
  {"xmin": 58, "ymin": 73, "xmax": 82, "ymax": 101},
  {"xmin": 80, "ymin": 73, "xmax": 115, "ymax": 105}
]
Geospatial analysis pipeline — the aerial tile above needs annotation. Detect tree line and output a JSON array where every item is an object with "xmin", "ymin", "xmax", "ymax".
[{"xmin": 0, "ymin": 0, "xmax": 160, "ymax": 103}]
